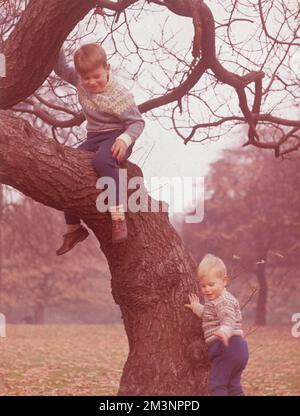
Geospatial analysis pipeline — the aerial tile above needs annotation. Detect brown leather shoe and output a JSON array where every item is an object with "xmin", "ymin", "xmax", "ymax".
[
  {"xmin": 112, "ymin": 219, "xmax": 128, "ymax": 243},
  {"xmin": 56, "ymin": 225, "xmax": 89, "ymax": 256}
]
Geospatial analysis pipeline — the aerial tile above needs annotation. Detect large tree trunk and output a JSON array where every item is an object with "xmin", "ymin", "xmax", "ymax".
[
  {"xmin": 255, "ymin": 261, "xmax": 267, "ymax": 326},
  {"xmin": 0, "ymin": 111, "xmax": 209, "ymax": 395}
]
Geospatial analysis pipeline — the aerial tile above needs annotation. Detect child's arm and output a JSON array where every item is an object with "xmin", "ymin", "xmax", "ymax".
[
  {"xmin": 112, "ymin": 89, "xmax": 145, "ymax": 149},
  {"xmin": 111, "ymin": 91, "xmax": 145, "ymax": 161},
  {"xmin": 185, "ymin": 293, "xmax": 204, "ymax": 318},
  {"xmin": 53, "ymin": 48, "xmax": 79, "ymax": 87},
  {"xmin": 214, "ymin": 300, "xmax": 236, "ymax": 345}
]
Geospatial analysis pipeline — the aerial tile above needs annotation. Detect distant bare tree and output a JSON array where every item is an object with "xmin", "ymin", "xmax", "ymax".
[
  {"xmin": 1, "ymin": 197, "xmax": 111, "ymax": 324},
  {"xmin": 181, "ymin": 146, "xmax": 300, "ymax": 325}
]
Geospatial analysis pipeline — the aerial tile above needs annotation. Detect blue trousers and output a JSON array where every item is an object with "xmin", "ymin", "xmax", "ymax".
[
  {"xmin": 65, "ymin": 131, "xmax": 133, "ymax": 224},
  {"xmin": 207, "ymin": 335, "xmax": 249, "ymax": 396}
]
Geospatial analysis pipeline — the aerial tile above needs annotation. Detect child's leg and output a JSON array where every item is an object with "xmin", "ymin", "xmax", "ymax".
[
  {"xmin": 64, "ymin": 212, "xmax": 81, "ymax": 232},
  {"xmin": 93, "ymin": 136, "xmax": 131, "ymax": 208},
  {"xmin": 61, "ymin": 139, "xmax": 98, "ymax": 232},
  {"xmin": 93, "ymin": 136, "xmax": 133, "ymax": 242},
  {"xmin": 207, "ymin": 340, "xmax": 231, "ymax": 396},
  {"xmin": 208, "ymin": 357, "xmax": 231, "ymax": 396},
  {"xmin": 228, "ymin": 371, "xmax": 244, "ymax": 396},
  {"xmin": 228, "ymin": 337, "xmax": 249, "ymax": 396},
  {"xmin": 209, "ymin": 336, "xmax": 249, "ymax": 396},
  {"xmin": 93, "ymin": 136, "xmax": 133, "ymax": 240},
  {"xmin": 58, "ymin": 132, "xmax": 131, "ymax": 251},
  {"xmin": 56, "ymin": 140, "xmax": 95, "ymax": 255}
]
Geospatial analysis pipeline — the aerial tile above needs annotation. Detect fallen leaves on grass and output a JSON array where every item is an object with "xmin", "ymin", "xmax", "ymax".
[{"xmin": 0, "ymin": 325, "xmax": 299, "ymax": 396}]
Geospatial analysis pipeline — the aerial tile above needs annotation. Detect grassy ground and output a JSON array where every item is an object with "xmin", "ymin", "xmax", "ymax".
[{"xmin": 0, "ymin": 325, "xmax": 299, "ymax": 396}]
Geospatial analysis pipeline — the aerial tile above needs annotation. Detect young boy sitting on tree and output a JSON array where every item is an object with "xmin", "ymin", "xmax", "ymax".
[
  {"xmin": 185, "ymin": 254, "xmax": 249, "ymax": 396},
  {"xmin": 53, "ymin": 43, "xmax": 145, "ymax": 254}
]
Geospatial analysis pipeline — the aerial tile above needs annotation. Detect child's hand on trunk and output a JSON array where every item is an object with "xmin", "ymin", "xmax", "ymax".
[{"xmin": 184, "ymin": 293, "xmax": 201, "ymax": 310}]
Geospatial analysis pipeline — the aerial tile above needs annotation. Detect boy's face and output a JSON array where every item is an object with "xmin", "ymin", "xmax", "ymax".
[
  {"xmin": 199, "ymin": 270, "xmax": 227, "ymax": 301},
  {"xmin": 79, "ymin": 64, "xmax": 110, "ymax": 93}
]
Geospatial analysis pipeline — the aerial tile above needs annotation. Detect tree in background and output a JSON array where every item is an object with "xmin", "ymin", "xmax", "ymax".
[
  {"xmin": 1, "ymin": 195, "xmax": 120, "ymax": 324},
  {"xmin": 0, "ymin": 0, "xmax": 299, "ymax": 394},
  {"xmin": 181, "ymin": 146, "xmax": 300, "ymax": 325}
]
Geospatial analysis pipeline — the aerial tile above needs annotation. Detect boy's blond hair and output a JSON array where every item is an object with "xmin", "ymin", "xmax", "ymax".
[
  {"xmin": 197, "ymin": 254, "xmax": 227, "ymax": 280},
  {"xmin": 74, "ymin": 43, "xmax": 107, "ymax": 75}
]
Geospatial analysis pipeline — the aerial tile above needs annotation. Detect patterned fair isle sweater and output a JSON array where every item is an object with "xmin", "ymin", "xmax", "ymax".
[
  {"xmin": 54, "ymin": 49, "xmax": 145, "ymax": 146},
  {"xmin": 191, "ymin": 289, "xmax": 244, "ymax": 345}
]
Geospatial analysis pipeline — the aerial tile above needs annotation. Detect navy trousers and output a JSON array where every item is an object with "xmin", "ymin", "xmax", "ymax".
[
  {"xmin": 65, "ymin": 131, "xmax": 133, "ymax": 224},
  {"xmin": 207, "ymin": 335, "xmax": 249, "ymax": 396}
]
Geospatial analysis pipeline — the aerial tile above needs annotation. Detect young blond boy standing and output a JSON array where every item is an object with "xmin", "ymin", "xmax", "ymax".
[
  {"xmin": 185, "ymin": 254, "xmax": 249, "ymax": 396},
  {"xmin": 54, "ymin": 44, "xmax": 145, "ymax": 254}
]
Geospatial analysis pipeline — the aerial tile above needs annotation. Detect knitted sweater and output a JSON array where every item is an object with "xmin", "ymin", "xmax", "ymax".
[
  {"xmin": 54, "ymin": 49, "xmax": 145, "ymax": 146},
  {"xmin": 191, "ymin": 289, "xmax": 244, "ymax": 345}
]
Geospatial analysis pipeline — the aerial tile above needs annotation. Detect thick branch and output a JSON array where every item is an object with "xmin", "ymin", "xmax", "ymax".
[{"xmin": 0, "ymin": 0, "xmax": 96, "ymax": 108}]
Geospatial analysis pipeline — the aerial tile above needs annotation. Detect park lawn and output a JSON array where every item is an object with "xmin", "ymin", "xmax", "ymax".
[{"xmin": 0, "ymin": 324, "xmax": 299, "ymax": 396}]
